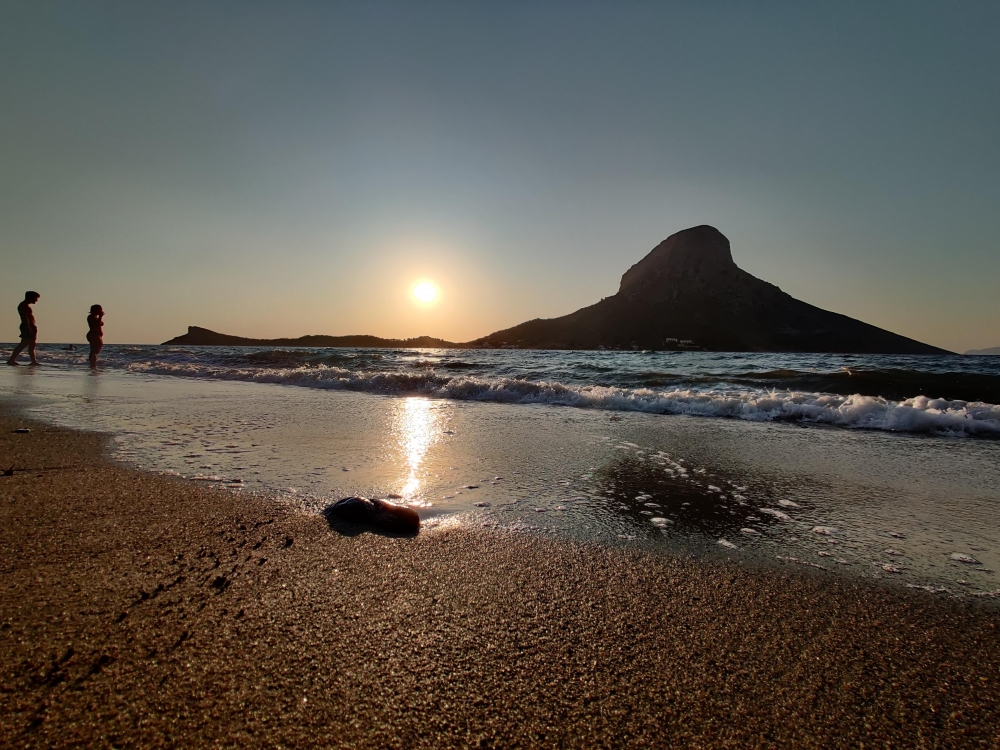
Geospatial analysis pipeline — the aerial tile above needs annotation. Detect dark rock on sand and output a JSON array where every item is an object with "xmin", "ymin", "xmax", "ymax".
[
  {"xmin": 472, "ymin": 225, "xmax": 949, "ymax": 353},
  {"xmin": 4, "ymin": 412, "xmax": 1000, "ymax": 748},
  {"xmin": 323, "ymin": 497, "xmax": 420, "ymax": 536}
]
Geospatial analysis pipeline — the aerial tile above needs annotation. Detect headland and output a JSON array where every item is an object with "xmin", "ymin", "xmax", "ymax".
[{"xmin": 163, "ymin": 327, "xmax": 459, "ymax": 349}]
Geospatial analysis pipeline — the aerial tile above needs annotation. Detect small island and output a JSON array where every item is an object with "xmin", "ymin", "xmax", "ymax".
[{"xmin": 163, "ymin": 327, "xmax": 460, "ymax": 349}]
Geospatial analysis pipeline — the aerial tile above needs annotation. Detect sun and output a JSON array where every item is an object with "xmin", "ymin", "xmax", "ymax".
[{"xmin": 411, "ymin": 281, "xmax": 439, "ymax": 304}]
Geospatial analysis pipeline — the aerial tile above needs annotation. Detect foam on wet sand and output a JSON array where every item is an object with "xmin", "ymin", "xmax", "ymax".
[
  {"xmin": 2, "ymin": 413, "xmax": 1000, "ymax": 747},
  {"xmin": 10, "ymin": 368, "xmax": 999, "ymax": 596}
]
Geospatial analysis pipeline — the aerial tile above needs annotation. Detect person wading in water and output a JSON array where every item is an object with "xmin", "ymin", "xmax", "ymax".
[
  {"xmin": 87, "ymin": 304, "xmax": 104, "ymax": 368},
  {"xmin": 7, "ymin": 291, "xmax": 40, "ymax": 366}
]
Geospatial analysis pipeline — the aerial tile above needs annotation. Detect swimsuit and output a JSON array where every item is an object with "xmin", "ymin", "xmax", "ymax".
[
  {"xmin": 87, "ymin": 317, "xmax": 102, "ymax": 344},
  {"xmin": 19, "ymin": 323, "xmax": 36, "ymax": 342}
]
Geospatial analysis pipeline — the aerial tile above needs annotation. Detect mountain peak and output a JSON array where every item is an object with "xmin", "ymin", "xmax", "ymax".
[
  {"xmin": 474, "ymin": 225, "xmax": 947, "ymax": 353},
  {"xmin": 617, "ymin": 225, "xmax": 737, "ymax": 298}
]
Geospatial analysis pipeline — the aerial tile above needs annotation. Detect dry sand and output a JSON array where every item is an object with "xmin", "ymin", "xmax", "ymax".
[{"xmin": 1, "ymin": 412, "xmax": 998, "ymax": 748}]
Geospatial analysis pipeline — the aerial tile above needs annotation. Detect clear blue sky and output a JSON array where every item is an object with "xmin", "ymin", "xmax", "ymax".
[{"xmin": 2, "ymin": 1, "xmax": 997, "ymax": 351}]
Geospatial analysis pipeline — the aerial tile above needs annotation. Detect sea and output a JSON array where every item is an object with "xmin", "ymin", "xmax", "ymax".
[{"xmin": 3, "ymin": 344, "xmax": 999, "ymax": 601}]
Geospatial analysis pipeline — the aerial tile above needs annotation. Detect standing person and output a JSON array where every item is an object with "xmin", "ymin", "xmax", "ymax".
[
  {"xmin": 6, "ymin": 291, "xmax": 40, "ymax": 366},
  {"xmin": 87, "ymin": 304, "xmax": 104, "ymax": 368}
]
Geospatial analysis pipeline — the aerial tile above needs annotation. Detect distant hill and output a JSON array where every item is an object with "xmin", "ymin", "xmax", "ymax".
[
  {"xmin": 162, "ymin": 326, "xmax": 460, "ymax": 349},
  {"xmin": 471, "ymin": 225, "xmax": 950, "ymax": 354},
  {"xmin": 163, "ymin": 227, "xmax": 952, "ymax": 354},
  {"xmin": 966, "ymin": 346, "xmax": 1000, "ymax": 356}
]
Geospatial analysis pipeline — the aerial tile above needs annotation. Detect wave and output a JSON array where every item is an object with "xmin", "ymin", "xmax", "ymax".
[
  {"xmin": 626, "ymin": 368, "xmax": 1000, "ymax": 404},
  {"xmin": 233, "ymin": 349, "xmax": 384, "ymax": 368},
  {"xmin": 724, "ymin": 368, "xmax": 1000, "ymax": 404},
  {"xmin": 123, "ymin": 361, "xmax": 1000, "ymax": 437}
]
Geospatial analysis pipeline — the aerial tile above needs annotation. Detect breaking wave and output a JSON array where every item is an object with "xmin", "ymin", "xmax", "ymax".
[{"xmin": 124, "ymin": 360, "xmax": 1000, "ymax": 437}]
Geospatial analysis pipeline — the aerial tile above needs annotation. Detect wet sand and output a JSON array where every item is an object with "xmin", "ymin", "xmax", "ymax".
[
  {"xmin": 9, "ymin": 370, "xmax": 1000, "ymax": 591},
  {"xmin": 1, "ymin": 412, "xmax": 999, "ymax": 748}
]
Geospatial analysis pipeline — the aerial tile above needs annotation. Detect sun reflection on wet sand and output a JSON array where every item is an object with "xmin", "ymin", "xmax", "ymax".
[{"xmin": 395, "ymin": 397, "xmax": 442, "ymax": 506}]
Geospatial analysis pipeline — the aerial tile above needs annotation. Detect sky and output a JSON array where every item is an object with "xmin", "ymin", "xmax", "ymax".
[{"xmin": 1, "ymin": 1, "xmax": 998, "ymax": 352}]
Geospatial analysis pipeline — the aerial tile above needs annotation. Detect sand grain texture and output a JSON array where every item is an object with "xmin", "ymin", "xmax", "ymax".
[{"xmin": 1, "ymin": 414, "xmax": 999, "ymax": 748}]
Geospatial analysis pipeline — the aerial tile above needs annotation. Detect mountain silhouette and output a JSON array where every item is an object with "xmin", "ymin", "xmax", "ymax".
[
  {"xmin": 162, "ymin": 327, "xmax": 458, "ymax": 349},
  {"xmin": 472, "ymin": 225, "xmax": 948, "ymax": 353},
  {"xmin": 164, "ymin": 226, "xmax": 949, "ymax": 354}
]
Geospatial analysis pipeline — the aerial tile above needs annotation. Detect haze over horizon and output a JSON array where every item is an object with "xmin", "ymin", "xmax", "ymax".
[{"xmin": 2, "ymin": 2, "xmax": 998, "ymax": 352}]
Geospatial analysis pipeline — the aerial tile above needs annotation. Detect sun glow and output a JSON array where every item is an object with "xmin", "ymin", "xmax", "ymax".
[{"xmin": 411, "ymin": 281, "xmax": 439, "ymax": 304}]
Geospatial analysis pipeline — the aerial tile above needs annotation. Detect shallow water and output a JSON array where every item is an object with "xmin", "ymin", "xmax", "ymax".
[
  {"xmin": 2, "ymin": 360, "xmax": 998, "ymax": 602},
  {"xmin": 13, "ymin": 344, "xmax": 1000, "ymax": 437}
]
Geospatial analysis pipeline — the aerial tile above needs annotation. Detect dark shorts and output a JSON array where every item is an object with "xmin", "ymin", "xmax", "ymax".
[{"xmin": 19, "ymin": 323, "xmax": 36, "ymax": 342}]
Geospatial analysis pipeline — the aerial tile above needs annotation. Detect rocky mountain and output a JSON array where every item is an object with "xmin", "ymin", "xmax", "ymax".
[
  {"xmin": 162, "ymin": 326, "xmax": 458, "ymax": 349},
  {"xmin": 472, "ymin": 225, "xmax": 949, "ymax": 353},
  {"xmin": 965, "ymin": 346, "xmax": 1000, "ymax": 356}
]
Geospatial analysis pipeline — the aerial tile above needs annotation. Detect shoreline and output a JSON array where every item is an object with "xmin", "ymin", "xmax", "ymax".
[
  {"xmin": 2, "ymin": 411, "xmax": 1000, "ymax": 746},
  {"xmin": 7, "ymin": 345, "xmax": 1000, "ymax": 437}
]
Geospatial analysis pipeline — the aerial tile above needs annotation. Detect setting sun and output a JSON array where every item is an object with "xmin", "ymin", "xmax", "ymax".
[{"xmin": 411, "ymin": 281, "xmax": 439, "ymax": 304}]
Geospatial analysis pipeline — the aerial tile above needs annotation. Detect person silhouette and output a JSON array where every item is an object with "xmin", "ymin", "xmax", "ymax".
[
  {"xmin": 7, "ymin": 291, "xmax": 40, "ymax": 366},
  {"xmin": 87, "ymin": 304, "xmax": 104, "ymax": 368}
]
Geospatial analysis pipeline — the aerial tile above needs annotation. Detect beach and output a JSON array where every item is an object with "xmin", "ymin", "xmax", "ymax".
[
  {"xmin": 5, "ymin": 351, "xmax": 1000, "ymax": 595},
  {"xmin": 2, "ymin": 410, "xmax": 999, "ymax": 748},
  {"xmin": 6, "ymin": 1, "xmax": 1000, "ymax": 744}
]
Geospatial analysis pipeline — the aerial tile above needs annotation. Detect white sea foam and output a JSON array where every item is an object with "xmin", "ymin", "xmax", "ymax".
[
  {"xmin": 110, "ymin": 360, "xmax": 1000, "ymax": 436},
  {"xmin": 777, "ymin": 555, "xmax": 827, "ymax": 571},
  {"xmin": 759, "ymin": 508, "xmax": 792, "ymax": 521},
  {"xmin": 950, "ymin": 553, "xmax": 981, "ymax": 565}
]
